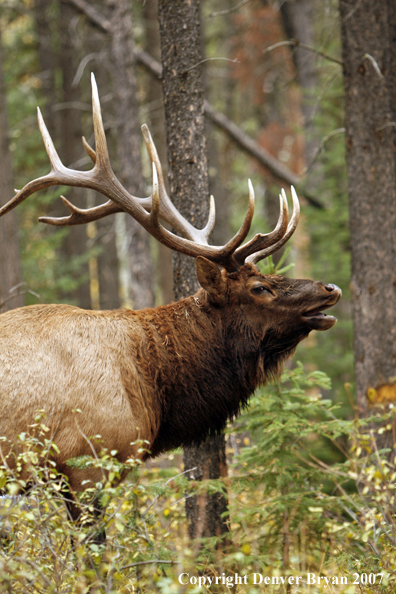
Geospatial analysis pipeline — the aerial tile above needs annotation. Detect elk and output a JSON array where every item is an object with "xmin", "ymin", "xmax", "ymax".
[{"xmin": 0, "ymin": 75, "xmax": 341, "ymax": 503}]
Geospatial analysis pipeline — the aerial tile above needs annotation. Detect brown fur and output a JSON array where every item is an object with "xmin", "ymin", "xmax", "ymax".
[{"xmin": 0, "ymin": 259, "xmax": 340, "ymax": 492}]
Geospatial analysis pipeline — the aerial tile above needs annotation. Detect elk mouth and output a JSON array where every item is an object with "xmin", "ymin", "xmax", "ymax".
[
  {"xmin": 302, "ymin": 293, "xmax": 341, "ymax": 331},
  {"xmin": 303, "ymin": 309, "xmax": 337, "ymax": 330}
]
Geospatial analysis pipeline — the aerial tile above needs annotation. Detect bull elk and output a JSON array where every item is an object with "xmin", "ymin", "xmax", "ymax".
[{"xmin": 0, "ymin": 75, "xmax": 341, "ymax": 514}]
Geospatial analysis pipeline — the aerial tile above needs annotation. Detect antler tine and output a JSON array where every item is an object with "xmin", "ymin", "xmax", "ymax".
[
  {"xmin": 0, "ymin": 177, "xmax": 49, "ymax": 218},
  {"xmin": 82, "ymin": 136, "xmax": 96, "ymax": 164},
  {"xmin": 37, "ymin": 107, "xmax": 65, "ymax": 174},
  {"xmin": 39, "ymin": 197, "xmax": 122, "ymax": 226},
  {"xmin": 216, "ymin": 179, "xmax": 255, "ymax": 270},
  {"xmin": 141, "ymin": 124, "xmax": 215, "ymax": 244},
  {"xmin": 0, "ymin": 107, "xmax": 73, "ymax": 218},
  {"xmin": 234, "ymin": 187, "xmax": 289, "ymax": 265},
  {"xmin": 201, "ymin": 195, "xmax": 216, "ymax": 241},
  {"xmin": 141, "ymin": 125, "xmax": 166, "ymax": 195},
  {"xmin": 149, "ymin": 162, "xmax": 161, "ymax": 230},
  {"xmin": 245, "ymin": 186, "xmax": 300, "ymax": 266},
  {"xmin": 146, "ymin": 162, "xmax": 227, "ymax": 259},
  {"xmin": 90, "ymin": 73, "xmax": 112, "ymax": 170}
]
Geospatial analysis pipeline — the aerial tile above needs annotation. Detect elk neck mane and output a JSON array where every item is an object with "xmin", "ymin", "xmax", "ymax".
[{"xmin": 127, "ymin": 288, "xmax": 303, "ymax": 457}]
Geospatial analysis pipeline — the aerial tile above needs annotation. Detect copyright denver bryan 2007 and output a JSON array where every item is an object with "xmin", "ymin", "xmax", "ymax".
[{"xmin": 178, "ymin": 571, "xmax": 384, "ymax": 588}]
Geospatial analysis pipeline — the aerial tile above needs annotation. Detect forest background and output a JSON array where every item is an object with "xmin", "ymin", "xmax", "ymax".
[{"xmin": 0, "ymin": 0, "xmax": 395, "ymax": 592}]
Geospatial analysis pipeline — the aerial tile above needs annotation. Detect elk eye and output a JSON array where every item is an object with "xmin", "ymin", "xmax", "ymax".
[{"xmin": 252, "ymin": 285, "xmax": 271, "ymax": 294}]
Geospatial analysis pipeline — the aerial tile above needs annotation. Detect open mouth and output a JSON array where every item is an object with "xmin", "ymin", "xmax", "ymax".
[
  {"xmin": 302, "ymin": 293, "xmax": 341, "ymax": 331},
  {"xmin": 304, "ymin": 309, "xmax": 334, "ymax": 319}
]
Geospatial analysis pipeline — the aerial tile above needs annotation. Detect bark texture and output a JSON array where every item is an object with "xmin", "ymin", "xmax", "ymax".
[
  {"xmin": 106, "ymin": 0, "xmax": 154, "ymax": 310},
  {"xmin": 280, "ymin": 0, "xmax": 317, "ymax": 162},
  {"xmin": 184, "ymin": 435, "xmax": 229, "ymax": 541},
  {"xmin": 143, "ymin": 0, "xmax": 173, "ymax": 305},
  {"xmin": 0, "ymin": 31, "xmax": 23, "ymax": 312},
  {"xmin": 157, "ymin": 0, "xmax": 230, "ymax": 542},
  {"xmin": 158, "ymin": 0, "xmax": 209, "ymax": 300},
  {"xmin": 339, "ymin": 0, "xmax": 396, "ymax": 411},
  {"xmin": 58, "ymin": 1, "xmax": 91, "ymax": 309},
  {"xmin": 83, "ymin": 3, "xmax": 121, "ymax": 310}
]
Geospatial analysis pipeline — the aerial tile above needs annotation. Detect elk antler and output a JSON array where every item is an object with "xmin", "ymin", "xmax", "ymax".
[
  {"xmin": 0, "ymin": 73, "xmax": 299, "ymax": 272},
  {"xmin": 239, "ymin": 186, "xmax": 300, "ymax": 266}
]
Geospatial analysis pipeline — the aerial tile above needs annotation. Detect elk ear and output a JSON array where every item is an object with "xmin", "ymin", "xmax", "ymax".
[{"xmin": 196, "ymin": 256, "xmax": 227, "ymax": 298}]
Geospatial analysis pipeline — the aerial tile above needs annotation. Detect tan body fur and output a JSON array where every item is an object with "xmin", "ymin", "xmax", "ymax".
[{"xmin": 0, "ymin": 304, "xmax": 153, "ymax": 490}]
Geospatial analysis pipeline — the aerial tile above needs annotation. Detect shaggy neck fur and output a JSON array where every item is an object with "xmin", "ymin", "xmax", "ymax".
[{"xmin": 128, "ymin": 291, "xmax": 303, "ymax": 457}]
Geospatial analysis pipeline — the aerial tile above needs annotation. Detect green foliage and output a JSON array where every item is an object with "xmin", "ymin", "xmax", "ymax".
[
  {"xmin": 258, "ymin": 247, "xmax": 295, "ymax": 277},
  {"xmin": 19, "ymin": 211, "xmax": 99, "ymax": 305},
  {"xmin": 230, "ymin": 364, "xmax": 396, "ymax": 591},
  {"xmin": 0, "ymin": 425, "xmax": 191, "ymax": 593},
  {"xmin": 231, "ymin": 364, "xmax": 343, "ymax": 567},
  {"xmin": 0, "ymin": 383, "xmax": 395, "ymax": 592}
]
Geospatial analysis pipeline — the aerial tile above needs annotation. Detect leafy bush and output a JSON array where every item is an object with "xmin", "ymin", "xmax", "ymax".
[
  {"xmin": 0, "ymin": 421, "xmax": 189, "ymax": 593},
  {"xmin": 230, "ymin": 364, "xmax": 396, "ymax": 592},
  {"xmin": 1, "ymin": 375, "xmax": 396, "ymax": 592}
]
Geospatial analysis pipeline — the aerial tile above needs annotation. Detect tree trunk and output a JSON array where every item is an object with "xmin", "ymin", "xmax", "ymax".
[
  {"xmin": 158, "ymin": 0, "xmax": 230, "ymax": 545},
  {"xmin": 58, "ymin": 1, "xmax": 91, "ymax": 309},
  {"xmin": 280, "ymin": 0, "xmax": 317, "ymax": 163},
  {"xmin": 106, "ymin": 0, "xmax": 154, "ymax": 310},
  {"xmin": 0, "ymin": 30, "xmax": 23, "ymax": 312},
  {"xmin": 34, "ymin": 0, "xmax": 58, "ymax": 139},
  {"xmin": 34, "ymin": 0, "xmax": 90, "ymax": 308},
  {"xmin": 82, "ymin": 3, "xmax": 121, "ymax": 311},
  {"xmin": 200, "ymin": 12, "xmax": 231, "ymax": 249},
  {"xmin": 339, "ymin": 0, "xmax": 396, "ymax": 414},
  {"xmin": 142, "ymin": 0, "xmax": 173, "ymax": 305}
]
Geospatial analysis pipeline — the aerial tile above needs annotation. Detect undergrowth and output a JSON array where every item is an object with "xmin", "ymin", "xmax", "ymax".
[{"xmin": 0, "ymin": 372, "xmax": 395, "ymax": 592}]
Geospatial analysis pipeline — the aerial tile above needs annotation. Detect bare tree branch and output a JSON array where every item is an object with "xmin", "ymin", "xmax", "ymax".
[
  {"xmin": 203, "ymin": 102, "xmax": 322, "ymax": 207},
  {"xmin": 263, "ymin": 39, "xmax": 343, "ymax": 67},
  {"xmin": 210, "ymin": 0, "xmax": 252, "ymax": 18},
  {"xmin": 68, "ymin": 0, "xmax": 110, "ymax": 31},
  {"xmin": 302, "ymin": 127, "xmax": 346, "ymax": 175},
  {"xmin": 0, "ymin": 283, "xmax": 40, "ymax": 312},
  {"xmin": 134, "ymin": 46, "xmax": 162, "ymax": 77}
]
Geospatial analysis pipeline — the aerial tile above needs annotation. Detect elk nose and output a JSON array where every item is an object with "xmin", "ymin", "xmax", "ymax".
[{"xmin": 324, "ymin": 283, "xmax": 341, "ymax": 295}]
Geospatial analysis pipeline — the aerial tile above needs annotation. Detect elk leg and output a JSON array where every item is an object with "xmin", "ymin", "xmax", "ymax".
[
  {"xmin": 62, "ymin": 487, "xmax": 106, "ymax": 545},
  {"xmin": 90, "ymin": 495, "xmax": 106, "ymax": 545}
]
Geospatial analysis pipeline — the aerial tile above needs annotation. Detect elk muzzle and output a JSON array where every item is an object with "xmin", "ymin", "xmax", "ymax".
[{"xmin": 301, "ymin": 283, "xmax": 342, "ymax": 331}]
